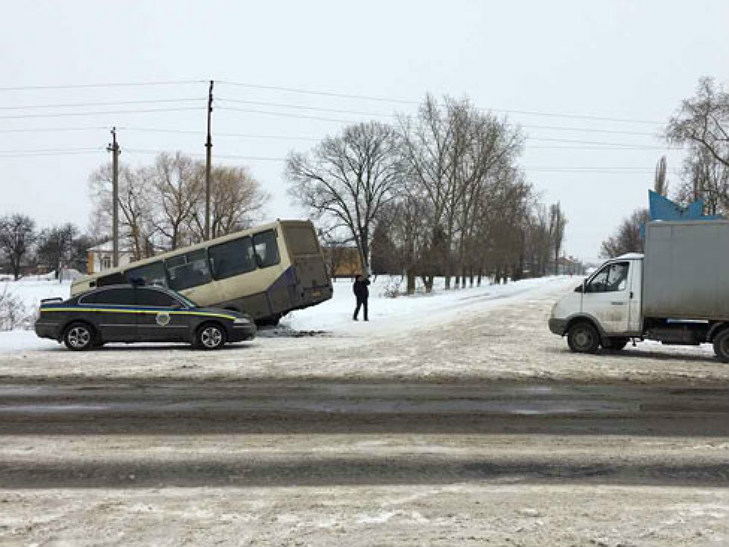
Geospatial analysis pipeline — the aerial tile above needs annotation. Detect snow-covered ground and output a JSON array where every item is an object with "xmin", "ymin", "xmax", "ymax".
[{"xmin": 0, "ymin": 275, "xmax": 572, "ymax": 352}]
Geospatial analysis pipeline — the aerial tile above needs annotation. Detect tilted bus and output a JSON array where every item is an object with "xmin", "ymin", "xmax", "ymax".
[{"xmin": 71, "ymin": 219, "xmax": 333, "ymax": 324}]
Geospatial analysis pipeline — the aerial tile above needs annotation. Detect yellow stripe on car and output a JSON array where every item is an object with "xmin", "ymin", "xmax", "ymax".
[{"xmin": 41, "ymin": 308, "xmax": 238, "ymax": 321}]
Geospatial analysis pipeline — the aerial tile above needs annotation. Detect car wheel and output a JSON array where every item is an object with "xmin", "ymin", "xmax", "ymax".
[
  {"xmin": 567, "ymin": 322, "xmax": 600, "ymax": 354},
  {"xmin": 195, "ymin": 323, "xmax": 226, "ymax": 350},
  {"xmin": 603, "ymin": 337, "xmax": 629, "ymax": 351},
  {"xmin": 64, "ymin": 322, "xmax": 95, "ymax": 351},
  {"xmin": 713, "ymin": 329, "xmax": 729, "ymax": 363}
]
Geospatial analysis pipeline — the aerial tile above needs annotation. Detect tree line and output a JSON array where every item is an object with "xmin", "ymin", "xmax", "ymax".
[
  {"xmin": 601, "ymin": 76, "xmax": 729, "ymax": 257},
  {"xmin": 0, "ymin": 152, "xmax": 270, "ymax": 280},
  {"xmin": 89, "ymin": 152, "xmax": 269, "ymax": 261},
  {"xmin": 0, "ymin": 215, "xmax": 93, "ymax": 280},
  {"xmin": 287, "ymin": 95, "xmax": 569, "ymax": 293}
]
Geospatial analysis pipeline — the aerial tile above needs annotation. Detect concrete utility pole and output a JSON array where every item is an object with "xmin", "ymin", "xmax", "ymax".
[
  {"xmin": 204, "ymin": 80, "xmax": 214, "ymax": 241},
  {"xmin": 107, "ymin": 127, "xmax": 121, "ymax": 267}
]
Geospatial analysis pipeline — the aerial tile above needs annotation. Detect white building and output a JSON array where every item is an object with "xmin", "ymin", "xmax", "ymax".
[{"xmin": 86, "ymin": 241, "xmax": 135, "ymax": 275}]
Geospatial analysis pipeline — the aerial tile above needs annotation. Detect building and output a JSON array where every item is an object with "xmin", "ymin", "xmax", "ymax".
[{"xmin": 86, "ymin": 241, "xmax": 135, "ymax": 275}]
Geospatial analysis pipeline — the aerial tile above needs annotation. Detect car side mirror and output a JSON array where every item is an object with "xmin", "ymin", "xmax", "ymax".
[{"xmin": 574, "ymin": 284, "xmax": 584, "ymax": 293}]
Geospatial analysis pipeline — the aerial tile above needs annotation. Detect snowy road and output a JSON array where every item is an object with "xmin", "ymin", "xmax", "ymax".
[{"xmin": 1, "ymin": 277, "xmax": 728, "ymax": 545}]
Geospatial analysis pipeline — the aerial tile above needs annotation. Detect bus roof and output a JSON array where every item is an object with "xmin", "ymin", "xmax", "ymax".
[{"xmin": 76, "ymin": 218, "xmax": 313, "ymax": 285}]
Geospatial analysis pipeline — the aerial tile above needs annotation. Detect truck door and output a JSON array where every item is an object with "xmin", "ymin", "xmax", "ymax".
[{"xmin": 583, "ymin": 261, "xmax": 631, "ymax": 334}]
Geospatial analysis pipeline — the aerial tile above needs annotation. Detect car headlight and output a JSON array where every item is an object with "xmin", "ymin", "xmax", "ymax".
[{"xmin": 234, "ymin": 317, "xmax": 251, "ymax": 325}]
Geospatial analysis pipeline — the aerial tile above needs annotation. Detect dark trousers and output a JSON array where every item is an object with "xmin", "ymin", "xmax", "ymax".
[{"xmin": 354, "ymin": 296, "xmax": 368, "ymax": 320}]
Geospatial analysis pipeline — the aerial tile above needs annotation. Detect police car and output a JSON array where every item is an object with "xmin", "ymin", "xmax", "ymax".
[{"xmin": 34, "ymin": 284, "xmax": 256, "ymax": 351}]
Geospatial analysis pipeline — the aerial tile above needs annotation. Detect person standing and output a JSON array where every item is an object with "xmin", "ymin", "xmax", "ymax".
[{"xmin": 353, "ymin": 274, "xmax": 370, "ymax": 321}]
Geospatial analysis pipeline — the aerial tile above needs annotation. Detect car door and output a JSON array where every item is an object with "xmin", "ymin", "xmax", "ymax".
[
  {"xmin": 78, "ymin": 287, "xmax": 137, "ymax": 342},
  {"xmin": 582, "ymin": 261, "xmax": 632, "ymax": 334},
  {"xmin": 135, "ymin": 287, "xmax": 191, "ymax": 342}
]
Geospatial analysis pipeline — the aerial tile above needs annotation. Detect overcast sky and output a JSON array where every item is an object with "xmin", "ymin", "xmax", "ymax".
[{"xmin": 1, "ymin": 0, "xmax": 727, "ymax": 261}]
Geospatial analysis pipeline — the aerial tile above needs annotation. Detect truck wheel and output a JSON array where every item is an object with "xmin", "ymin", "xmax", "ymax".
[
  {"xmin": 713, "ymin": 330, "xmax": 729, "ymax": 363},
  {"xmin": 603, "ymin": 337, "xmax": 629, "ymax": 351},
  {"xmin": 195, "ymin": 323, "xmax": 226, "ymax": 350},
  {"xmin": 63, "ymin": 322, "xmax": 95, "ymax": 351},
  {"xmin": 567, "ymin": 322, "xmax": 600, "ymax": 354}
]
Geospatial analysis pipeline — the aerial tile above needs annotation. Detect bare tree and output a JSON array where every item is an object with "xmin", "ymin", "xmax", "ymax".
[
  {"xmin": 89, "ymin": 164, "xmax": 156, "ymax": 260},
  {"xmin": 0, "ymin": 214, "xmax": 36, "ymax": 280},
  {"xmin": 287, "ymin": 121, "xmax": 403, "ymax": 272},
  {"xmin": 600, "ymin": 208, "xmax": 650, "ymax": 258},
  {"xmin": 674, "ymin": 145, "xmax": 729, "ymax": 215},
  {"xmin": 548, "ymin": 202, "xmax": 567, "ymax": 274},
  {"xmin": 667, "ymin": 77, "xmax": 729, "ymax": 169},
  {"xmin": 188, "ymin": 164, "xmax": 268, "ymax": 241},
  {"xmin": 151, "ymin": 152, "xmax": 200, "ymax": 250},
  {"xmin": 36, "ymin": 223, "xmax": 78, "ymax": 278},
  {"xmin": 654, "ymin": 155, "xmax": 668, "ymax": 196}
]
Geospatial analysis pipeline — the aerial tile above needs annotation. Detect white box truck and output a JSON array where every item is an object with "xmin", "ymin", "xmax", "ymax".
[{"xmin": 548, "ymin": 219, "xmax": 729, "ymax": 362}]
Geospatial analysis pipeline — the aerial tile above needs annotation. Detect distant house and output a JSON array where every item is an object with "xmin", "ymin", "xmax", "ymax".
[{"xmin": 86, "ymin": 241, "xmax": 135, "ymax": 275}]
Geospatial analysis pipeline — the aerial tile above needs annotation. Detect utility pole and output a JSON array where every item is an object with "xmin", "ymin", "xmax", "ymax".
[
  {"xmin": 107, "ymin": 127, "xmax": 121, "ymax": 267},
  {"xmin": 204, "ymin": 80, "xmax": 214, "ymax": 241}
]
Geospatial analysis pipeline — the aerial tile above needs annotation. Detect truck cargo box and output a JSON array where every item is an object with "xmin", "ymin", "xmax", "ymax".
[{"xmin": 643, "ymin": 220, "xmax": 729, "ymax": 320}]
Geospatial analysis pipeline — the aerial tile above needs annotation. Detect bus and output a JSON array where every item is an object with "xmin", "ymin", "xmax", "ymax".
[{"xmin": 71, "ymin": 219, "xmax": 333, "ymax": 324}]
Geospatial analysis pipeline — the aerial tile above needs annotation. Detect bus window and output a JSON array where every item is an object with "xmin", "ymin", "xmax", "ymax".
[
  {"xmin": 253, "ymin": 230, "xmax": 280, "ymax": 268},
  {"xmin": 126, "ymin": 261, "xmax": 167, "ymax": 287},
  {"xmin": 208, "ymin": 236, "xmax": 256, "ymax": 280},
  {"xmin": 166, "ymin": 249, "xmax": 212, "ymax": 291},
  {"xmin": 284, "ymin": 225, "xmax": 319, "ymax": 255},
  {"xmin": 97, "ymin": 271, "xmax": 126, "ymax": 287}
]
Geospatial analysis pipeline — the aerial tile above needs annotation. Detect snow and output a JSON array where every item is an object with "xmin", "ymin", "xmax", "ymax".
[{"xmin": 0, "ymin": 275, "xmax": 572, "ymax": 353}]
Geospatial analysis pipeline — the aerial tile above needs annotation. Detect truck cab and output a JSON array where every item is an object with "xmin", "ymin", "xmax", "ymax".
[{"xmin": 549, "ymin": 254, "xmax": 644, "ymax": 353}]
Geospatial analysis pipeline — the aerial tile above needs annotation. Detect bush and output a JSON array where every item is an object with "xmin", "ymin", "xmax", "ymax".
[{"xmin": 0, "ymin": 286, "xmax": 33, "ymax": 331}]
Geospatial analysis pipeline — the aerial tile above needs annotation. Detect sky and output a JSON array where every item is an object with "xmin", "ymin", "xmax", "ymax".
[{"xmin": 1, "ymin": 0, "xmax": 728, "ymax": 262}]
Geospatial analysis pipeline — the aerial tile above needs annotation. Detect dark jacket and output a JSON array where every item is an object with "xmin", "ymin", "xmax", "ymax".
[{"xmin": 353, "ymin": 277, "xmax": 370, "ymax": 299}]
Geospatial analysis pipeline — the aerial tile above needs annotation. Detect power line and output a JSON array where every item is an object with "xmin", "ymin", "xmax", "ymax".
[
  {"xmin": 217, "ymin": 103, "xmax": 663, "ymax": 137},
  {"xmin": 0, "ymin": 107, "xmax": 201, "ymax": 120},
  {"xmin": 0, "ymin": 80, "xmax": 205, "ymax": 92},
  {"xmin": 218, "ymin": 97, "xmax": 392, "ymax": 118},
  {"xmin": 0, "ymin": 98, "xmax": 204, "ymax": 111},
  {"xmin": 0, "ymin": 147, "xmax": 103, "ymax": 158},
  {"xmin": 218, "ymin": 79, "xmax": 665, "ymax": 125},
  {"xmin": 0, "ymin": 126, "xmax": 109, "ymax": 133}
]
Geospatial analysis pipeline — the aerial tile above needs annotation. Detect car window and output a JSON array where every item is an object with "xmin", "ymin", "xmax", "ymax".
[
  {"xmin": 208, "ymin": 236, "xmax": 256, "ymax": 280},
  {"xmin": 80, "ymin": 288, "xmax": 135, "ymax": 305},
  {"xmin": 166, "ymin": 249, "xmax": 212, "ymax": 291},
  {"xmin": 135, "ymin": 288, "xmax": 180, "ymax": 308},
  {"xmin": 253, "ymin": 230, "xmax": 280, "ymax": 268},
  {"xmin": 126, "ymin": 261, "xmax": 167, "ymax": 288},
  {"xmin": 586, "ymin": 262, "xmax": 630, "ymax": 293}
]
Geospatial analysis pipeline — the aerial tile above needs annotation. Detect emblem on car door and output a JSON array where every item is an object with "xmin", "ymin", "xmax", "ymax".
[{"xmin": 156, "ymin": 312, "xmax": 171, "ymax": 326}]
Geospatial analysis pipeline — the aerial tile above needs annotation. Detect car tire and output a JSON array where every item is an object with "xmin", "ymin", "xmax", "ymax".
[
  {"xmin": 603, "ymin": 337, "xmax": 629, "ymax": 351},
  {"xmin": 713, "ymin": 329, "xmax": 729, "ymax": 363},
  {"xmin": 63, "ymin": 322, "xmax": 95, "ymax": 351},
  {"xmin": 567, "ymin": 322, "xmax": 600, "ymax": 354},
  {"xmin": 195, "ymin": 322, "xmax": 226, "ymax": 350}
]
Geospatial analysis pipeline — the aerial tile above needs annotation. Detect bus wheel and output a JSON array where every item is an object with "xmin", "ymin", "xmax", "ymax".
[
  {"xmin": 64, "ymin": 322, "xmax": 95, "ymax": 351},
  {"xmin": 713, "ymin": 329, "xmax": 729, "ymax": 363},
  {"xmin": 567, "ymin": 322, "xmax": 600, "ymax": 354},
  {"xmin": 195, "ymin": 323, "xmax": 226, "ymax": 350}
]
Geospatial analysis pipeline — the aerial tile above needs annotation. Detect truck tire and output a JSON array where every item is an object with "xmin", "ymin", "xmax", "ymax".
[
  {"xmin": 567, "ymin": 322, "xmax": 600, "ymax": 354},
  {"xmin": 713, "ymin": 329, "xmax": 729, "ymax": 363},
  {"xmin": 603, "ymin": 337, "xmax": 629, "ymax": 351}
]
